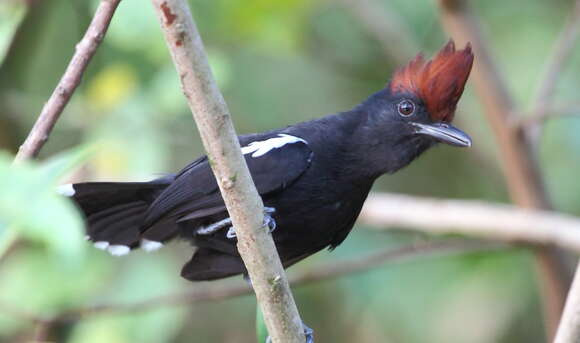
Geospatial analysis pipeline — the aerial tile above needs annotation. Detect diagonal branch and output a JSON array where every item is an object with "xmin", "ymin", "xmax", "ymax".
[
  {"xmin": 150, "ymin": 1, "xmax": 304, "ymax": 342},
  {"xmin": 13, "ymin": 0, "xmax": 122, "ymax": 163},
  {"xmin": 555, "ymin": 264, "xmax": 580, "ymax": 343}
]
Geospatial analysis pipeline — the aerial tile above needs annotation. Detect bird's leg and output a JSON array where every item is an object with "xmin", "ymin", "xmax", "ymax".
[
  {"xmin": 226, "ymin": 207, "xmax": 277, "ymax": 239},
  {"xmin": 265, "ymin": 322, "xmax": 314, "ymax": 343},
  {"xmin": 196, "ymin": 217, "xmax": 233, "ymax": 235}
]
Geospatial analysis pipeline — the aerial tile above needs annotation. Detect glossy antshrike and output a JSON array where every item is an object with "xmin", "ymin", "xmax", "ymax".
[{"xmin": 63, "ymin": 40, "xmax": 473, "ymax": 287}]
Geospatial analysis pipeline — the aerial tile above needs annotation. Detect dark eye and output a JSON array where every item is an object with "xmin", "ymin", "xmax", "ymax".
[{"xmin": 397, "ymin": 100, "xmax": 415, "ymax": 117}]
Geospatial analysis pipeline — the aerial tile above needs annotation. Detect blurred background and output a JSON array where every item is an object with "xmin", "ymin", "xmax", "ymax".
[{"xmin": 1, "ymin": 0, "xmax": 580, "ymax": 342}]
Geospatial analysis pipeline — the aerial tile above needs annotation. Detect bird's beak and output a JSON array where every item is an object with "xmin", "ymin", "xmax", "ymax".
[{"xmin": 411, "ymin": 122, "xmax": 472, "ymax": 147}]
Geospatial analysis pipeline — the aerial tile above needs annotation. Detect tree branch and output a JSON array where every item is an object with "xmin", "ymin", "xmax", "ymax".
[
  {"xmin": 13, "ymin": 0, "xmax": 121, "ymax": 163},
  {"xmin": 360, "ymin": 193, "xmax": 580, "ymax": 253},
  {"xmin": 1, "ymin": 240, "xmax": 499, "ymax": 322},
  {"xmin": 150, "ymin": 1, "xmax": 304, "ymax": 342},
  {"xmin": 437, "ymin": 0, "xmax": 570, "ymax": 337}
]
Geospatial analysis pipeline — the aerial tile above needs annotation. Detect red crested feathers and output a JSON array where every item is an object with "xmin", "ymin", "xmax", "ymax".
[{"xmin": 389, "ymin": 40, "xmax": 474, "ymax": 122}]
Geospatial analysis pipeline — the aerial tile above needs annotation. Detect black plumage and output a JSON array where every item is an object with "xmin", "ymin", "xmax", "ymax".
[{"xmin": 64, "ymin": 41, "xmax": 474, "ymax": 281}]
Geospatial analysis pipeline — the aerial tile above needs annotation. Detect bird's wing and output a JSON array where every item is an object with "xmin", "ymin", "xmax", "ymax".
[{"xmin": 142, "ymin": 133, "xmax": 313, "ymax": 229}]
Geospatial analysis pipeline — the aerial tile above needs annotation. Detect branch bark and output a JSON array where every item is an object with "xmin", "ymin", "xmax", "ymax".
[
  {"xmin": 360, "ymin": 193, "xmax": 580, "ymax": 253},
  {"xmin": 437, "ymin": 0, "xmax": 570, "ymax": 338},
  {"xmin": 150, "ymin": 1, "xmax": 304, "ymax": 342},
  {"xmin": 13, "ymin": 0, "xmax": 121, "ymax": 163}
]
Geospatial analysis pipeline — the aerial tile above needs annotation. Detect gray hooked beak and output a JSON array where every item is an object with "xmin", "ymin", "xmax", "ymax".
[{"xmin": 412, "ymin": 122, "xmax": 472, "ymax": 147}]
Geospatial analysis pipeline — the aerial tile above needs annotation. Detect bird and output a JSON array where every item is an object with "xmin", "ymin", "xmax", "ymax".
[{"xmin": 62, "ymin": 40, "xmax": 473, "ymax": 282}]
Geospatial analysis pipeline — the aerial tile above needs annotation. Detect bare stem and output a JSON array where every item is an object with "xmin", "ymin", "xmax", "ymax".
[
  {"xmin": 150, "ymin": 1, "xmax": 304, "ymax": 342},
  {"xmin": 555, "ymin": 263, "xmax": 580, "ymax": 343},
  {"xmin": 360, "ymin": 193, "xmax": 580, "ymax": 253},
  {"xmin": 13, "ymin": 0, "xmax": 121, "ymax": 163}
]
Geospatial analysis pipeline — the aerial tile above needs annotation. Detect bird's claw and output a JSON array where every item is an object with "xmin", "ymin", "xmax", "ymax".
[
  {"xmin": 225, "ymin": 207, "xmax": 276, "ymax": 240},
  {"xmin": 265, "ymin": 322, "xmax": 314, "ymax": 343}
]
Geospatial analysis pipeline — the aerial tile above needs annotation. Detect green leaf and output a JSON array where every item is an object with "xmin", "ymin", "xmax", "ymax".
[{"xmin": 0, "ymin": 148, "xmax": 92, "ymax": 267}]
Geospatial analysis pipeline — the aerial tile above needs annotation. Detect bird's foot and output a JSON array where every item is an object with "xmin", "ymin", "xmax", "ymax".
[
  {"xmin": 263, "ymin": 207, "xmax": 277, "ymax": 233},
  {"xmin": 265, "ymin": 322, "xmax": 314, "ymax": 343},
  {"xmin": 225, "ymin": 207, "xmax": 276, "ymax": 240}
]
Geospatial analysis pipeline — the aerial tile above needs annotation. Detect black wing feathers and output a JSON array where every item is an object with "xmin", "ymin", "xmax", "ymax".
[{"xmin": 143, "ymin": 138, "xmax": 313, "ymax": 228}]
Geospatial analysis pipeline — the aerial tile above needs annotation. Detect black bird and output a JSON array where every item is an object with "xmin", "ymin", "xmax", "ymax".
[{"xmin": 62, "ymin": 41, "xmax": 474, "ymax": 282}]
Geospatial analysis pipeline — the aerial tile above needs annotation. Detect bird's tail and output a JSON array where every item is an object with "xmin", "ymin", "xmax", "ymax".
[{"xmin": 60, "ymin": 176, "xmax": 174, "ymax": 256}]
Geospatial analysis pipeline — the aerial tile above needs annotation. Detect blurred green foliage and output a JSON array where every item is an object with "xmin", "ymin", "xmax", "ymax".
[{"xmin": 1, "ymin": 0, "xmax": 579, "ymax": 342}]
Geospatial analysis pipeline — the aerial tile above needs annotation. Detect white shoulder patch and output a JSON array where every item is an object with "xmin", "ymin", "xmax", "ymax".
[
  {"xmin": 57, "ymin": 184, "xmax": 75, "ymax": 197},
  {"xmin": 241, "ymin": 134, "xmax": 307, "ymax": 158}
]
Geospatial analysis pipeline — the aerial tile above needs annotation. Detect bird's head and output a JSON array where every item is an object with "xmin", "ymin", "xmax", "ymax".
[
  {"xmin": 352, "ymin": 40, "xmax": 474, "ymax": 176},
  {"xmin": 384, "ymin": 40, "xmax": 474, "ymax": 148}
]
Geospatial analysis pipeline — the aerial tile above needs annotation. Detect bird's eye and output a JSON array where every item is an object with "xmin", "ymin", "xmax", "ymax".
[{"xmin": 397, "ymin": 100, "xmax": 415, "ymax": 117}]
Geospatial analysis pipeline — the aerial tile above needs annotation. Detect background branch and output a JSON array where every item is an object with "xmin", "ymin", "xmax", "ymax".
[
  {"xmin": 360, "ymin": 193, "xmax": 580, "ymax": 253},
  {"xmin": 13, "ymin": 0, "xmax": 121, "ymax": 163},
  {"xmin": 437, "ymin": 0, "xmax": 572, "ymax": 338},
  {"xmin": 150, "ymin": 1, "xmax": 304, "ymax": 342},
  {"xmin": 531, "ymin": 0, "xmax": 580, "ymax": 119},
  {"xmin": 555, "ymin": 264, "xmax": 580, "ymax": 343},
  {"xmin": 1, "ymin": 239, "xmax": 499, "ymax": 322},
  {"xmin": 339, "ymin": 0, "xmax": 418, "ymax": 65},
  {"xmin": 519, "ymin": 102, "xmax": 580, "ymax": 127},
  {"xmin": 526, "ymin": 0, "xmax": 580, "ymax": 143}
]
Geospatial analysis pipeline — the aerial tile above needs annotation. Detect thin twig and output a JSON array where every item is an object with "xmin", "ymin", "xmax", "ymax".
[
  {"xmin": 13, "ymin": 0, "xmax": 121, "ymax": 163},
  {"xmin": 437, "ymin": 0, "xmax": 570, "ymax": 338},
  {"xmin": 555, "ymin": 263, "xmax": 580, "ymax": 343},
  {"xmin": 360, "ymin": 193, "xmax": 580, "ymax": 253},
  {"xmin": 530, "ymin": 0, "xmax": 580, "ymax": 123},
  {"xmin": 525, "ymin": 0, "xmax": 580, "ymax": 143},
  {"xmin": 150, "ymin": 1, "xmax": 304, "ymax": 342},
  {"xmin": 519, "ymin": 102, "xmax": 580, "ymax": 127},
  {"xmin": 339, "ymin": 0, "xmax": 419, "ymax": 65},
  {"xmin": 1, "ymin": 240, "xmax": 501, "ymax": 322}
]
